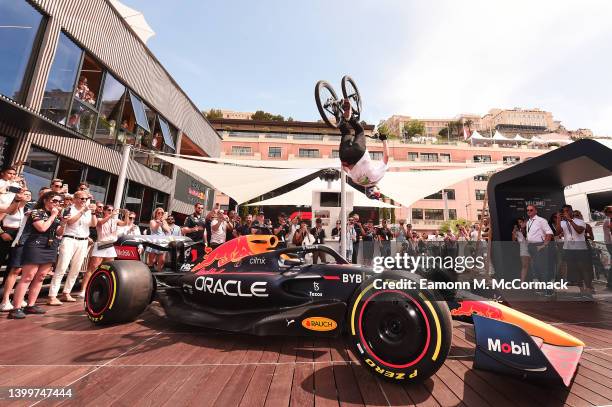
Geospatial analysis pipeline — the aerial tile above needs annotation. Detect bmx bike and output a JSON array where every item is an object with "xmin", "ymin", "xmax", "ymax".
[{"xmin": 315, "ymin": 75, "xmax": 362, "ymax": 129}]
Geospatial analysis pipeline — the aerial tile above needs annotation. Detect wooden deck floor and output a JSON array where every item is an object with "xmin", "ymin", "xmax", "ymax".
[{"xmin": 0, "ymin": 295, "xmax": 611, "ymax": 407}]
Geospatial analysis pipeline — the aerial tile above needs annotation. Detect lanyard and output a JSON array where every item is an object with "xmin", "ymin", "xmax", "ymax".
[{"xmin": 527, "ymin": 218, "xmax": 534, "ymax": 233}]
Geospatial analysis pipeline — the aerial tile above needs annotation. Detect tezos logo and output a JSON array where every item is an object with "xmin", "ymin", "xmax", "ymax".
[
  {"xmin": 487, "ymin": 338, "xmax": 530, "ymax": 356},
  {"xmin": 194, "ymin": 276, "xmax": 268, "ymax": 297},
  {"xmin": 302, "ymin": 317, "xmax": 337, "ymax": 331}
]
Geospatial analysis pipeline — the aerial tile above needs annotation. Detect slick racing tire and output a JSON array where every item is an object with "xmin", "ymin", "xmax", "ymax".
[
  {"xmin": 85, "ymin": 260, "xmax": 154, "ymax": 325},
  {"xmin": 348, "ymin": 272, "xmax": 452, "ymax": 382}
]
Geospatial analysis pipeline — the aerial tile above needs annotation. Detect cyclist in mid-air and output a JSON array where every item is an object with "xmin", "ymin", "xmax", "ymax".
[{"xmin": 338, "ymin": 99, "xmax": 389, "ymax": 199}]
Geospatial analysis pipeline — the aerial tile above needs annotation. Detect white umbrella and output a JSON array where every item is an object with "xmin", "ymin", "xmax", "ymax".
[
  {"xmin": 109, "ymin": 0, "xmax": 155, "ymax": 44},
  {"xmin": 514, "ymin": 134, "xmax": 529, "ymax": 142}
]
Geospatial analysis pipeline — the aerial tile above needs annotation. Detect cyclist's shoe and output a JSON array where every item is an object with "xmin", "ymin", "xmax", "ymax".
[
  {"xmin": 378, "ymin": 133, "xmax": 388, "ymax": 141},
  {"xmin": 338, "ymin": 98, "xmax": 352, "ymax": 126}
]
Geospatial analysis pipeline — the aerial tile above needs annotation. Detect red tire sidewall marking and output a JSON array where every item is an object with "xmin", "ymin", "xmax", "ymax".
[
  {"xmin": 358, "ymin": 289, "xmax": 431, "ymax": 369},
  {"xmin": 86, "ymin": 269, "xmax": 114, "ymax": 317}
]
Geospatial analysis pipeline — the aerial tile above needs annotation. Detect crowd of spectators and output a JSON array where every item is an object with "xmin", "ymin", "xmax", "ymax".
[{"xmin": 511, "ymin": 203, "xmax": 612, "ymax": 298}]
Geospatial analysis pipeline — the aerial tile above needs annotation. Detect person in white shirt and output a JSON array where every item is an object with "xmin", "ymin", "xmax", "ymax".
[
  {"xmin": 47, "ymin": 191, "xmax": 97, "ymax": 305},
  {"xmin": 0, "ymin": 166, "xmax": 24, "ymax": 212},
  {"xmin": 210, "ymin": 211, "xmax": 228, "ymax": 249},
  {"xmin": 525, "ymin": 205, "xmax": 554, "ymax": 292},
  {"xmin": 117, "ymin": 211, "xmax": 141, "ymax": 236},
  {"xmin": 555, "ymin": 204, "xmax": 592, "ymax": 295},
  {"xmin": 338, "ymin": 99, "xmax": 389, "ymax": 200}
]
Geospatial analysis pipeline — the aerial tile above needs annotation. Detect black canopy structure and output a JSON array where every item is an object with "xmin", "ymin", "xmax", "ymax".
[{"xmin": 487, "ymin": 139, "xmax": 612, "ymax": 278}]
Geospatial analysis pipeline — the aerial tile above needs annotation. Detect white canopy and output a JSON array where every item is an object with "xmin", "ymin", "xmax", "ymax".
[
  {"xmin": 245, "ymin": 178, "xmax": 398, "ymax": 208},
  {"xmin": 514, "ymin": 134, "xmax": 529, "ymax": 142},
  {"xmin": 157, "ymin": 154, "xmax": 320, "ymax": 204},
  {"xmin": 157, "ymin": 154, "xmax": 502, "ymax": 208},
  {"xmin": 493, "ymin": 130, "xmax": 512, "ymax": 141},
  {"xmin": 109, "ymin": 0, "xmax": 156, "ymax": 43},
  {"xmin": 468, "ymin": 130, "xmax": 489, "ymax": 140},
  {"xmin": 377, "ymin": 165, "xmax": 503, "ymax": 207}
]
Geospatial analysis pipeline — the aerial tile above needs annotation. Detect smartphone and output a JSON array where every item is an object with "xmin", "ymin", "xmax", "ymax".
[
  {"xmin": 24, "ymin": 201, "xmax": 35, "ymax": 211},
  {"xmin": 8, "ymin": 185, "xmax": 22, "ymax": 193}
]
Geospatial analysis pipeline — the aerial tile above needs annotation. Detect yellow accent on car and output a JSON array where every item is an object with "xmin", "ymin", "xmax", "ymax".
[{"xmin": 419, "ymin": 292, "xmax": 442, "ymax": 361}]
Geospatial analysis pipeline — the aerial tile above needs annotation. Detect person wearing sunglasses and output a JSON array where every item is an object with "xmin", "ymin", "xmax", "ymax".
[
  {"xmin": 7, "ymin": 192, "xmax": 64, "ymax": 319},
  {"xmin": 81, "ymin": 205, "xmax": 127, "ymax": 298},
  {"xmin": 525, "ymin": 205, "xmax": 554, "ymax": 295},
  {"xmin": 117, "ymin": 211, "xmax": 141, "ymax": 237},
  {"xmin": 47, "ymin": 191, "xmax": 98, "ymax": 306}
]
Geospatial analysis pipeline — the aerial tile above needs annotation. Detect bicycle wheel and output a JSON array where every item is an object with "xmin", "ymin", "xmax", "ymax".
[
  {"xmin": 315, "ymin": 80, "xmax": 341, "ymax": 128},
  {"xmin": 341, "ymin": 75, "xmax": 362, "ymax": 121}
]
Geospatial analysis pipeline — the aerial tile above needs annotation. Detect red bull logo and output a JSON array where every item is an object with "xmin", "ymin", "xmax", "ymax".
[
  {"xmin": 191, "ymin": 235, "xmax": 278, "ymax": 273},
  {"xmin": 450, "ymin": 301, "xmax": 503, "ymax": 320}
]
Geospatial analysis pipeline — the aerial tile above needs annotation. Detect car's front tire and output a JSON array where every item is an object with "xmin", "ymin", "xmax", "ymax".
[
  {"xmin": 85, "ymin": 260, "xmax": 154, "ymax": 325},
  {"xmin": 347, "ymin": 272, "xmax": 452, "ymax": 382}
]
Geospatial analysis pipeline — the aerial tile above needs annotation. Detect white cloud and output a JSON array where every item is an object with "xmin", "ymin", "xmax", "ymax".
[{"xmin": 371, "ymin": 0, "xmax": 612, "ymax": 135}]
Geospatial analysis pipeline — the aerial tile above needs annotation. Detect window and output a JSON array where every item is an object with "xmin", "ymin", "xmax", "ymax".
[
  {"xmin": 41, "ymin": 33, "xmax": 82, "ymax": 124},
  {"xmin": 424, "ymin": 209, "xmax": 444, "ymax": 220},
  {"xmin": 231, "ymin": 146, "xmax": 252, "ymax": 156},
  {"xmin": 67, "ymin": 99, "xmax": 97, "ymax": 137},
  {"xmin": 85, "ymin": 167, "xmax": 109, "ymax": 203},
  {"xmin": 475, "ymin": 189, "xmax": 486, "ymax": 200},
  {"xmin": 411, "ymin": 208, "xmax": 423, "ymax": 220},
  {"xmin": 268, "ymin": 147, "xmax": 281, "ymax": 158},
  {"xmin": 421, "ymin": 153, "xmax": 438, "ymax": 162},
  {"xmin": 94, "ymin": 72, "xmax": 125, "ymax": 147},
  {"xmin": 331, "ymin": 150, "xmax": 339, "ymax": 158},
  {"xmin": 125, "ymin": 181, "xmax": 144, "ymax": 222},
  {"xmin": 299, "ymin": 148, "xmax": 320, "ymax": 158},
  {"xmin": 74, "ymin": 53, "xmax": 103, "ymax": 108},
  {"xmin": 117, "ymin": 90, "xmax": 150, "ymax": 147},
  {"xmin": 22, "ymin": 147, "xmax": 58, "ymax": 196},
  {"xmin": 440, "ymin": 153, "xmax": 451, "ymax": 162},
  {"xmin": 0, "ymin": 136, "xmax": 14, "ymax": 168},
  {"xmin": 370, "ymin": 151, "xmax": 383, "ymax": 160},
  {"xmin": 0, "ymin": 0, "xmax": 44, "ymax": 102},
  {"xmin": 503, "ymin": 156, "xmax": 520, "ymax": 164},
  {"xmin": 474, "ymin": 174, "xmax": 489, "ymax": 181},
  {"xmin": 449, "ymin": 209, "xmax": 457, "ymax": 220},
  {"xmin": 473, "ymin": 155, "xmax": 491, "ymax": 163},
  {"xmin": 407, "ymin": 152, "xmax": 418, "ymax": 161}
]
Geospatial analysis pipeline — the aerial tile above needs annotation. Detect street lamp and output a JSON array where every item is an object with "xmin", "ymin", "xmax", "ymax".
[{"xmin": 465, "ymin": 203, "xmax": 471, "ymax": 219}]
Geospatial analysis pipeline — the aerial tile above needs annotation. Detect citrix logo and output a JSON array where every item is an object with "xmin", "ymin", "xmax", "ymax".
[{"xmin": 487, "ymin": 338, "xmax": 530, "ymax": 356}]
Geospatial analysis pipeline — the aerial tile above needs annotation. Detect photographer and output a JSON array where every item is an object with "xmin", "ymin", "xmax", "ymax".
[
  {"xmin": 210, "ymin": 209, "xmax": 230, "ymax": 249},
  {"xmin": 273, "ymin": 213, "xmax": 290, "ymax": 248},
  {"xmin": 147, "ymin": 207, "xmax": 171, "ymax": 271},
  {"xmin": 80, "ymin": 205, "xmax": 126, "ymax": 298},
  {"xmin": 47, "ymin": 191, "xmax": 97, "ymax": 305},
  {"xmin": 0, "ymin": 165, "xmax": 24, "ymax": 213},
  {"xmin": 0, "ymin": 189, "xmax": 31, "ymax": 311},
  {"xmin": 8, "ymin": 191, "xmax": 64, "ymax": 319},
  {"xmin": 556, "ymin": 205, "xmax": 592, "ymax": 297}
]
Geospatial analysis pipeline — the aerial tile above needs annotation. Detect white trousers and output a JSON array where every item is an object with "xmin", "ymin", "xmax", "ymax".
[{"xmin": 49, "ymin": 238, "xmax": 89, "ymax": 297}]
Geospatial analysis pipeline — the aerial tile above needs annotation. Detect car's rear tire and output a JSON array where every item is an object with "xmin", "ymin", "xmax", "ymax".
[
  {"xmin": 85, "ymin": 260, "xmax": 154, "ymax": 325},
  {"xmin": 348, "ymin": 272, "xmax": 452, "ymax": 382}
]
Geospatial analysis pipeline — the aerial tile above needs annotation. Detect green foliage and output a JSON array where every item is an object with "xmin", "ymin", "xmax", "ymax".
[
  {"xmin": 377, "ymin": 122, "xmax": 397, "ymax": 139},
  {"xmin": 402, "ymin": 120, "xmax": 426, "ymax": 139},
  {"xmin": 439, "ymin": 120, "xmax": 464, "ymax": 140},
  {"xmin": 439, "ymin": 218, "xmax": 470, "ymax": 234},
  {"xmin": 204, "ymin": 109, "xmax": 223, "ymax": 120},
  {"xmin": 251, "ymin": 110, "xmax": 285, "ymax": 121}
]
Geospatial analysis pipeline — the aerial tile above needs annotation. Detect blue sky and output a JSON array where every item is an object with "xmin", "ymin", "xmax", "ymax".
[{"xmin": 124, "ymin": 0, "xmax": 612, "ymax": 135}]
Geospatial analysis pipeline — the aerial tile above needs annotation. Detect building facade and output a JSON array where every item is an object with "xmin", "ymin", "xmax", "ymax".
[
  {"xmin": 211, "ymin": 118, "xmax": 555, "ymax": 233},
  {"xmin": 480, "ymin": 107, "xmax": 557, "ymax": 135},
  {"xmin": 0, "ymin": 0, "xmax": 220, "ymax": 222},
  {"xmin": 384, "ymin": 114, "xmax": 482, "ymax": 139}
]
